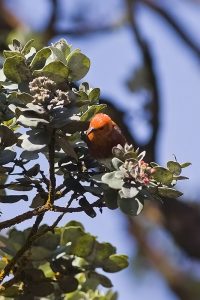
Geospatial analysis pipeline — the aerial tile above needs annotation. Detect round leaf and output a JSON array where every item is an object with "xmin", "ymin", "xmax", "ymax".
[
  {"xmin": 152, "ymin": 167, "xmax": 173, "ymax": 185},
  {"xmin": 3, "ymin": 55, "xmax": 31, "ymax": 83},
  {"xmin": 102, "ymin": 171, "xmax": 124, "ymax": 190},
  {"xmin": 103, "ymin": 254, "xmax": 129, "ymax": 273},
  {"xmin": 67, "ymin": 50, "xmax": 90, "ymax": 81},
  {"xmin": 118, "ymin": 193, "xmax": 144, "ymax": 216},
  {"xmin": 167, "ymin": 161, "xmax": 182, "ymax": 175}
]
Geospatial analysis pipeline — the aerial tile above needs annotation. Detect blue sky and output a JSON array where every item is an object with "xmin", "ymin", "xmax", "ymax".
[{"xmin": 3, "ymin": 0, "xmax": 200, "ymax": 299}]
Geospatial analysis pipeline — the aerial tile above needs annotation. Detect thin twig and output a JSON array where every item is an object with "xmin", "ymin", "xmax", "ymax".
[{"xmin": 45, "ymin": 129, "xmax": 56, "ymax": 208}]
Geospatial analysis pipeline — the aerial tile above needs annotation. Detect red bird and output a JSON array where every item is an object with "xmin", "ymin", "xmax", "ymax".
[{"xmin": 86, "ymin": 113, "xmax": 126, "ymax": 159}]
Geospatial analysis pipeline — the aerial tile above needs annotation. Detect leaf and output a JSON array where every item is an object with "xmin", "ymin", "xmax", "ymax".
[
  {"xmin": 121, "ymin": 184, "xmax": 140, "ymax": 198},
  {"xmin": 61, "ymin": 226, "xmax": 84, "ymax": 246},
  {"xmin": 53, "ymin": 39, "xmax": 71, "ymax": 57},
  {"xmin": 30, "ymin": 47, "xmax": 51, "ymax": 70},
  {"xmin": 67, "ymin": 49, "xmax": 90, "ymax": 81},
  {"xmin": 72, "ymin": 233, "xmax": 95, "ymax": 257},
  {"xmin": 0, "ymin": 149, "xmax": 16, "ymax": 165},
  {"xmin": 17, "ymin": 114, "xmax": 49, "ymax": 127},
  {"xmin": 87, "ymin": 241, "xmax": 116, "ymax": 266},
  {"xmin": 58, "ymin": 276, "xmax": 79, "ymax": 293},
  {"xmin": 0, "ymin": 195, "xmax": 28, "ymax": 203},
  {"xmin": 158, "ymin": 187, "xmax": 183, "ymax": 198},
  {"xmin": 152, "ymin": 167, "xmax": 173, "ymax": 185},
  {"xmin": 102, "ymin": 171, "xmax": 124, "ymax": 190},
  {"xmin": 57, "ymin": 136, "xmax": 78, "ymax": 160},
  {"xmin": 181, "ymin": 162, "xmax": 192, "ymax": 168},
  {"xmin": 25, "ymin": 164, "xmax": 40, "ymax": 176},
  {"xmin": 30, "ymin": 194, "xmax": 45, "ymax": 208},
  {"xmin": 3, "ymin": 55, "xmax": 31, "ymax": 83},
  {"xmin": 111, "ymin": 157, "xmax": 124, "ymax": 170},
  {"xmin": 20, "ymin": 129, "xmax": 50, "ymax": 151},
  {"xmin": 89, "ymin": 88, "xmax": 100, "ymax": 102},
  {"xmin": 65, "ymin": 220, "xmax": 85, "ymax": 230},
  {"xmin": 30, "ymin": 246, "xmax": 52, "ymax": 260},
  {"xmin": 28, "ymin": 282, "xmax": 54, "ymax": 297},
  {"xmin": 22, "ymin": 39, "xmax": 35, "ymax": 55},
  {"xmin": 0, "ymin": 125, "xmax": 17, "ymax": 147},
  {"xmin": 167, "ymin": 161, "xmax": 182, "ymax": 175},
  {"xmin": 20, "ymin": 150, "xmax": 39, "ymax": 160},
  {"xmin": 103, "ymin": 188, "xmax": 118, "ymax": 210},
  {"xmin": 118, "ymin": 193, "xmax": 144, "ymax": 216},
  {"xmin": 66, "ymin": 292, "xmax": 88, "ymax": 300},
  {"xmin": 81, "ymin": 104, "xmax": 107, "ymax": 121},
  {"xmin": 103, "ymin": 254, "xmax": 129, "ymax": 273},
  {"xmin": 79, "ymin": 197, "xmax": 97, "ymax": 218},
  {"xmin": 89, "ymin": 271, "xmax": 113, "ymax": 288},
  {"xmin": 39, "ymin": 262, "xmax": 54, "ymax": 278},
  {"xmin": 33, "ymin": 61, "xmax": 69, "ymax": 83}
]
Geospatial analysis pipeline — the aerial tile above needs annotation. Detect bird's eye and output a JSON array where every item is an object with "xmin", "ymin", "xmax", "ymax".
[{"xmin": 98, "ymin": 126, "xmax": 104, "ymax": 130}]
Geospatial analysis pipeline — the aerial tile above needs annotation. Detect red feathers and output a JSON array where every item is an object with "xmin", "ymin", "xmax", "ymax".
[{"xmin": 86, "ymin": 113, "xmax": 126, "ymax": 159}]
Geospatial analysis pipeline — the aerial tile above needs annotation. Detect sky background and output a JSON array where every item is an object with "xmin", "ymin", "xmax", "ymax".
[{"xmin": 3, "ymin": 0, "xmax": 200, "ymax": 299}]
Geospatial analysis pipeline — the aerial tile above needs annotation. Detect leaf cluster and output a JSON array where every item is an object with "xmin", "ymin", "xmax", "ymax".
[{"xmin": 0, "ymin": 221, "xmax": 127, "ymax": 299}]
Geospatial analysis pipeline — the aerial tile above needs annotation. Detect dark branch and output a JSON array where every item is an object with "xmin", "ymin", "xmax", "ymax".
[{"xmin": 139, "ymin": 0, "xmax": 200, "ymax": 60}]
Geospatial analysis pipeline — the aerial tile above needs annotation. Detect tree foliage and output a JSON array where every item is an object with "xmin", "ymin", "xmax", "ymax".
[{"xmin": 0, "ymin": 39, "xmax": 190, "ymax": 299}]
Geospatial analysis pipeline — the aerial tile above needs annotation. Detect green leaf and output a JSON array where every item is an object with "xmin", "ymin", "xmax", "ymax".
[
  {"xmin": 67, "ymin": 49, "xmax": 90, "ymax": 81},
  {"xmin": 152, "ymin": 167, "xmax": 173, "ymax": 185},
  {"xmin": 30, "ymin": 246, "xmax": 52, "ymax": 260},
  {"xmin": 30, "ymin": 47, "xmax": 51, "ymax": 70},
  {"xmin": 167, "ymin": 161, "xmax": 182, "ymax": 175},
  {"xmin": 81, "ymin": 104, "xmax": 107, "ymax": 121},
  {"xmin": 0, "ymin": 194, "xmax": 28, "ymax": 203},
  {"xmin": 103, "ymin": 189, "xmax": 118, "ymax": 210},
  {"xmin": 89, "ymin": 272, "xmax": 113, "ymax": 288},
  {"xmin": 72, "ymin": 234, "xmax": 95, "ymax": 258},
  {"xmin": 53, "ymin": 39, "xmax": 71, "ymax": 57},
  {"xmin": 65, "ymin": 220, "xmax": 85, "ymax": 230},
  {"xmin": 25, "ymin": 164, "xmax": 40, "ymax": 176},
  {"xmin": 22, "ymin": 39, "xmax": 35, "ymax": 55},
  {"xmin": 58, "ymin": 276, "xmax": 79, "ymax": 293},
  {"xmin": 20, "ymin": 150, "xmax": 39, "ymax": 160},
  {"xmin": 39, "ymin": 262, "xmax": 54, "ymax": 278},
  {"xmin": 87, "ymin": 241, "xmax": 116, "ymax": 266},
  {"xmin": 181, "ymin": 162, "xmax": 192, "ymax": 168},
  {"xmin": 57, "ymin": 136, "xmax": 78, "ymax": 160},
  {"xmin": 0, "ymin": 285, "xmax": 19, "ymax": 298},
  {"xmin": 0, "ymin": 125, "xmax": 17, "ymax": 147},
  {"xmin": 66, "ymin": 292, "xmax": 88, "ymax": 300},
  {"xmin": 3, "ymin": 55, "xmax": 31, "ymax": 83},
  {"xmin": 17, "ymin": 114, "xmax": 49, "ymax": 127},
  {"xmin": 89, "ymin": 88, "xmax": 100, "ymax": 102},
  {"xmin": 33, "ymin": 61, "xmax": 69, "ymax": 84},
  {"xmin": 20, "ymin": 129, "xmax": 50, "ymax": 151},
  {"xmin": 0, "ymin": 149, "xmax": 16, "ymax": 165},
  {"xmin": 101, "ymin": 171, "xmax": 124, "ymax": 190},
  {"xmin": 111, "ymin": 157, "xmax": 124, "ymax": 170},
  {"xmin": 30, "ymin": 194, "xmax": 45, "ymax": 208},
  {"xmin": 158, "ymin": 187, "xmax": 183, "ymax": 198},
  {"xmin": 28, "ymin": 281, "xmax": 54, "ymax": 297},
  {"xmin": 103, "ymin": 254, "xmax": 129, "ymax": 273},
  {"xmin": 61, "ymin": 226, "xmax": 84, "ymax": 246},
  {"xmin": 118, "ymin": 194, "xmax": 144, "ymax": 216},
  {"xmin": 121, "ymin": 184, "xmax": 140, "ymax": 198}
]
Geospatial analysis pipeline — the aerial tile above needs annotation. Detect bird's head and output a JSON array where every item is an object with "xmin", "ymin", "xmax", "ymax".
[{"xmin": 86, "ymin": 113, "xmax": 115, "ymax": 141}]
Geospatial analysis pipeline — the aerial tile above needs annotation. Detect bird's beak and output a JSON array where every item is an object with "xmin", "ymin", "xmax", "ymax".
[{"xmin": 87, "ymin": 127, "xmax": 96, "ymax": 135}]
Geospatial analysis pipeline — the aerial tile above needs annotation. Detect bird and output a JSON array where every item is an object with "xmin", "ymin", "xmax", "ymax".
[{"xmin": 86, "ymin": 113, "xmax": 126, "ymax": 159}]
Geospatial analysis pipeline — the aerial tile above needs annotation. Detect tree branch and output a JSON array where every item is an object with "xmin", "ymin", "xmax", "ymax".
[
  {"xmin": 125, "ymin": 0, "xmax": 160, "ymax": 161},
  {"xmin": 139, "ymin": 0, "xmax": 200, "ymax": 60}
]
